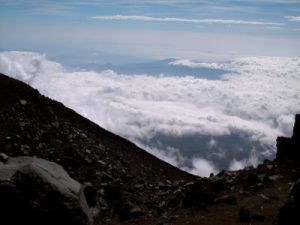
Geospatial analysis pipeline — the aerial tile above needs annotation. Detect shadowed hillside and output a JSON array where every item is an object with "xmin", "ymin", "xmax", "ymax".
[{"xmin": 0, "ymin": 73, "xmax": 299, "ymax": 225}]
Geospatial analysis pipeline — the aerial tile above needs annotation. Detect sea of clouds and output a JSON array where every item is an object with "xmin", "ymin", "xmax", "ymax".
[{"xmin": 0, "ymin": 51, "xmax": 299, "ymax": 177}]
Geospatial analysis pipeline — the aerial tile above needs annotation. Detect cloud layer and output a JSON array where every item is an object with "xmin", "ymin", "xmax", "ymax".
[
  {"xmin": 285, "ymin": 16, "xmax": 300, "ymax": 22},
  {"xmin": 0, "ymin": 51, "xmax": 299, "ymax": 176}
]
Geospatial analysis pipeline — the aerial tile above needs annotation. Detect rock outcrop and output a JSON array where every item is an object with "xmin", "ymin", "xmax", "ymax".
[
  {"xmin": 278, "ymin": 178, "xmax": 300, "ymax": 225},
  {"xmin": 276, "ymin": 114, "xmax": 300, "ymax": 225},
  {"xmin": 0, "ymin": 156, "xmax": 97, "ymax": 225},
  {"xmin": 276, "ymin": 114, "xmax": 300, "ymax": 164}
]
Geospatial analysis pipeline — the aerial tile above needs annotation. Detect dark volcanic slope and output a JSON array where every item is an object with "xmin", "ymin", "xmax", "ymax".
[
  {"xmin": 1, "ymin": 72, "xmax": 299, "ymax": 225},
  {"xmin": 0, "ymin": 72, "xmax": 196, "ymax": 223},
  {"xmin": 0, "ymin": 73, "xmax": 194, "ymax": 182}
]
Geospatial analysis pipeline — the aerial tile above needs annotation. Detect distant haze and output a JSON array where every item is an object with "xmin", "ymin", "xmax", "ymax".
[{"xmin": 1, "ymin": 0, "xmax": 300, "ymax": 62}]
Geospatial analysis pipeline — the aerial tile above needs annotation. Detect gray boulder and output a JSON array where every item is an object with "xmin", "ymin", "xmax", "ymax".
[
  {"xmin": 278, "ymin": 178, "xmax": 300, "ymax": 225},
  {"xmin": 0, "ymin": 156, "xmax": 97, "ymax": 225}
]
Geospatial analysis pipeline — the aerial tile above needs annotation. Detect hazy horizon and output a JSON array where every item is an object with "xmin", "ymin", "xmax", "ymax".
[{"xmin": 1, "ymin": 0, "xmax": 300, "ymax": 64}]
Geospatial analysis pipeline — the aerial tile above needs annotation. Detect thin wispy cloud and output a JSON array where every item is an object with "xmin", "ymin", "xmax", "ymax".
[
  {"xmin": 265, "ymin": 26, "xmax": 283, "ymax": 30},
  {"xmin": 285, "ymin": 16, "xmax": 300, "ymax": 22},
  {"xmin": 251, "ymin": 0, "xmax": 300, "ymax": 3},
  {"xmin": 90, "ymin": 15, "xmax": 284, "ymax": 26}
]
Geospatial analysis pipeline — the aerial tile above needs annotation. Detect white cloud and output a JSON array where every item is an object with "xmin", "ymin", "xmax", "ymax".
[
  {"xmin": 285, "ymin": 16, "xmax": 300, "ymax": 22},
  {"xmin": 189, "ymin": 158, "xmax": 218, "ymax": 177},
  {"xmin": 0, "ymin": 51, "xmax": 299, "ymax": 176},
  {"xmin": 169, "ymin": 59, "xmax": 223, "ymax": 69},
  {"xmin": 229, "ymin": 159, "xmax": 245, "ymax": 171},
  {"xmin": 229, "ymin": 149, "xmax": 260, "ymax": 171},
  {"xmin": 91, "ymin": 15, "xmax": 284, "ymax": 26},
  {"xmin": 208, "ymin": 139, "xmax": 218, "ymax": 149}
]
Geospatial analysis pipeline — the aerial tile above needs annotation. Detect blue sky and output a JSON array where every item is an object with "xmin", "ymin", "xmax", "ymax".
[{"xmin": 1, "ymin": 0, "xmax": 300, "ymax": 62}]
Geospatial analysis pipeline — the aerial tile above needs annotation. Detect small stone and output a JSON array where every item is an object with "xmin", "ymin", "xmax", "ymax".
[
  {"xmin": 51, "ymin": 121, "xmax": 60, "ymax": 129},
  {"xmin": 270, "ymin": 195, "xmax": 280, "ymax": 201},
  {"xmin": 260, "ymin": 194, "xmax": 271, "ymax": 203},
  {"xmin": 121, "ymin": 175, "xmax": 132, "ymax": 183},
  {"xmin": 86, "ymin": 149, "xmax": 91, "ymax": 154},
  {"xmin": 20, "ymin": 144, "xmax": 31, "ymax": 155},
  {"xmin": 102, "ymin": 172, "xmax": 114, "ymax": 182},
  {"xmin": 158, "ymin": 182, "xmax": 165, "ymax": 188},
  {"xmin": 158, "ymin": 201, "xmax": 166, "ymax": 208},
  {"xmin": 104, "ymin": 182, "xmax": 122, "ymax": 201},
  {"xmin": 0, "ymin": 153, "xmax": 9, "ymax": 162},
  {"xmin": 133, "ymin": 184, "xmax": 144, "ymax": 189},
  {"xmin": 250, "ymin": 182, "xmax": 264, "ymax": 191},
  {"xmin": 239, "ymin": 207, "xmax": 251, "ymax": 222},
  {"xmin": 269, "ymin": 174, "xmax": 281, "ymax": 181},
  {"xmin": 138, "ymin": 179, "xmax": 145, "ymax": 184},
  {"xmin": 182, "ymin": 180, "xmax": 215, "ymax": 209},
  {"xmin": 214, "ymin": 195, "xmax": 237, "ymax": 205},
  {"xmin": 80, "ymin": 133, "xmax": 87, "ymax": 139},
  {"xmin": 251, "ymin": 214, "xmax": 265, "ymax": 221},
  {"xmin": 18, "ymin": 121, "xmax": 27, "ymax": 127},
  {"xmin": 166, "ymin": 179, "xmax": 171, "ymax": 185},
  {"xmin": 266, "ymin": 165, "xmax": 273, "ymax": 170},
  {"xmin": 98, "ymin": 197, "xmax": 109, "ymax": 211},
  {"xmin": 97, "ymin": 160, "xmax": 106, "ymax": 166},
  {"xmin": 19, "ymin": 99, "xmax": 27, "ymax": 105},
  {"xmin": 262, "ymin": 176, "xmax": 273, "ymax": 187},
  {"xmin": 115, "ymin": 200, "xmax": 143, "ymax": 220},
  {"xmin": 258, "ymin": 174, "xmax": 266, "ymax": 181},
  {"xmin": 246, "ymin": 173, "xmax": 260, "ymax": 185}
]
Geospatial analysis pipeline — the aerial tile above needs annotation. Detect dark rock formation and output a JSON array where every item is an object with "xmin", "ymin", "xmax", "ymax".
[
  {"xmin": 278, "ymin": 178, "xmax": 300, "ymax": 225},
  {"xmin": 0, "ymin": 156, "xmax": 97, "ymax": 225},
  {"xmin": 276, "ymin": 136, "xmax": 292, "ymax": 164},
  {"xmin": 115, "ymin": 199, "xmax": 143, "ymax": 220},
  {"xmin": 275, "ymin": 115, "xmax": 300, "ymax": 225},
  {"xmin": 239, "ymin": 207, "xmax": 251, "ymax": 222},
  {"xmin": 292, "ymin": 114, "xmax": 300, "ymax": 158},
  {"xmin": 182, "ymin": 179, "xmax": 216, "ymax": 209},
  {"xmin": 276, "ymin": 114, "xmax": 300, "ymax": 164},
  {"xmin": 292, "ymin": 115, "xmax": 300, "ymax": 141}
]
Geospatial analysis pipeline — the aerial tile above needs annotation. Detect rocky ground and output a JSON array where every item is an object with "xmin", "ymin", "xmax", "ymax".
[{"xmin": 0, "ymin": 73, "xmax": 299, "ymax": 225}]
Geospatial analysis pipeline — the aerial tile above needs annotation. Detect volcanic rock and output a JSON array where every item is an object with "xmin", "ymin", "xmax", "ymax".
[
  {"xmin": 0, "ymin": 156, "xmax": 96, "ymax": 225},
  {"xmin": 182, "ymin": 179, "xmax": 216, "ymax": 209},
  {"xmin": 239, "ymin": 207, "xmax": 251, "ymax": 222},
  {"xmin": 278, "ymin": 178, "xmax": 300, "ymax": 225},
  {"xmin": 276, "ymin": 114, "xmax": 300, "ymax": 164}
]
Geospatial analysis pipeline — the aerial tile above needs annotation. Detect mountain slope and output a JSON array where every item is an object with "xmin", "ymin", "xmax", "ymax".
[
  {"xmin": 0, "ymin": 73, "xmax": 194, "ymax": 182},
  {"xmin": 0, "ymin": 72, "xmax": 299, "ymax": 225}
]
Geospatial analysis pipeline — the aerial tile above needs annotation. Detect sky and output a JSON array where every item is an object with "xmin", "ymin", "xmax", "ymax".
[{"xmin": 1, "ymin": 0, "xmax": 300, "ymax": 62}]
